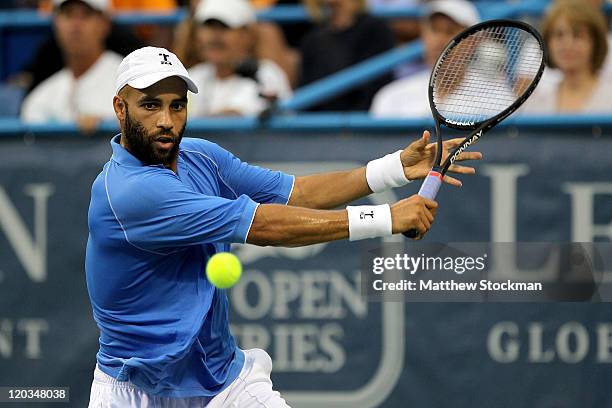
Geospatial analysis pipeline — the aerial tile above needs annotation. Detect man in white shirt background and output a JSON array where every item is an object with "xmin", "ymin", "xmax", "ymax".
[
  {"xmin": 370, "ymin": 0, "xmax": 479, "ymax": 118},
  {"xmin": 20, "ymin": 0, "xmax": 122, "ymax": 133},
  {"xmin": 188, "ymin": 0, "xmax": 292, "ymax": 117}
]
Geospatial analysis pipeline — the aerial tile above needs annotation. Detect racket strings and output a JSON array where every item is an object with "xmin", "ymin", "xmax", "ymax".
[
  {"xmin": 432, "ymin": 24, "xmax": 543, "ymax": 126},
  {"xmin": 435, "ymin": 26, "xmax": 539, "ymax": 122}
]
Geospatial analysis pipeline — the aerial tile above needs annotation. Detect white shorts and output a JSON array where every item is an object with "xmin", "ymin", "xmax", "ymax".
[{"xmin": 88, "ymin": 348, "xmax": 291, "ymax": 408}]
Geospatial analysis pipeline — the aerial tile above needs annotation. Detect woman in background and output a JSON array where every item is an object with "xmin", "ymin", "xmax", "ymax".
[{"xmin": 523, "ymin": 0, "xmax": 612, "ymax": 114}]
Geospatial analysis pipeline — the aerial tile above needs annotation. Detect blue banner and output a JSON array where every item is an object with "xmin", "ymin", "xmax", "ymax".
[{"xmin": 0, "ymin": 131, "xmax": 611, "ymax": 407}]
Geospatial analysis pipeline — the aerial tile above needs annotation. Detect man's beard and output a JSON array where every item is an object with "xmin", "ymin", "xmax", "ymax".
[{"xmin": 122, "ymin": 105, "xmax": 185, "ymax": 167}]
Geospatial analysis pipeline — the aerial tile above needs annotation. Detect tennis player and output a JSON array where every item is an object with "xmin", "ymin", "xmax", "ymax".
[{"xmin": 85, "ymin": 46, "xmax": 482, "ymax": 407}]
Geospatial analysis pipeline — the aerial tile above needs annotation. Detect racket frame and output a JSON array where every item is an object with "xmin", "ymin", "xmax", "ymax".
[
  {"xmin": 430, "ymin": 19, "xmax": 547, "ymax": 173},
  {"xmin": 404, "ymin": 19, "xmax": 547, "ymax": 238}
]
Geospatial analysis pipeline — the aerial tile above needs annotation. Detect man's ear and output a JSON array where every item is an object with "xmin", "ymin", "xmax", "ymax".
[{"xmin": 113, "ymin": 96, "xmax": 126, "ymax": 121}]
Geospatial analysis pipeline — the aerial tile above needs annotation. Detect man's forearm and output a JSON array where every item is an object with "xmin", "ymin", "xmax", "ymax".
[
  {"xmin": 246, "ymin": 204, "xmax": 349, "ymax": 247},
  {"xmin": 246, "ymin": 195, "xmax": 438, "ymax": 247},
  {"xmin": 287, "ymin": 167, "xmax": 372, "ymax": 209}
]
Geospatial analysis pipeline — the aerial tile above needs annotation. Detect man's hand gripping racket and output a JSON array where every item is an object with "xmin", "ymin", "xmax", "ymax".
[{"xmin": 404, "ymin": 19, "xmax": 546, "ymax": 238}]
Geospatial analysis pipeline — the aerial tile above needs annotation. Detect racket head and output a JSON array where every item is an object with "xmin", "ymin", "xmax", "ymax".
[{"xmin": 428, "ymin": 19, "xmax": 547, "ymax": 131}]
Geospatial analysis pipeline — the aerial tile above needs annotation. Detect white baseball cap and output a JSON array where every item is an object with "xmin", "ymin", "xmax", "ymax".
[
  {"xmin": 53, "ymin": 0, "xmax": 110, "ymax": 13},
  {"xmin": 115, "ymin": 47, "xmax": 199, "ymax": 95},
  {"xmin": 426, "ymin": 0, "xmax": 480, "ymax": 28},
  {"xmin": 195, "ymin": 0, "xmax": 256, "ymax": 28}
]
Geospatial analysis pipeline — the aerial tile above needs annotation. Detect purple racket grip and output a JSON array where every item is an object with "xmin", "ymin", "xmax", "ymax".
[
  {"xmin": 417, "ymin": 171, "xmax": 443, "ymax": 200},
  {"xmin": 403, "ymin": 171, "xmax": 443, "ymax": 238}
]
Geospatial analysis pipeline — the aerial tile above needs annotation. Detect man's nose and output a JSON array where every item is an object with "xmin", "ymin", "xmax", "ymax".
[{"xmin": 157, "ymin": 109, "xmax": 174, "ymax": 131}]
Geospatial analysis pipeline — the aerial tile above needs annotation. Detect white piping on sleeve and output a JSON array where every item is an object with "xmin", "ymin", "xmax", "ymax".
[
  {"xmin": 285, "ymin": 176, "xmax": 295, "ymax": 205},
  {"xmin": 244, "ymin": 203, "xmax": 260, "ymax": 244}
]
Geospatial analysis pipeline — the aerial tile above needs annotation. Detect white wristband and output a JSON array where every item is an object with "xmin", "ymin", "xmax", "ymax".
[
  {"xmin": 347, "ymin": 204, "xmax": 393, "ymax": 241},
  {"xmin": 366, "ymin": 150, "xmax": 411, "ymax": 193}
]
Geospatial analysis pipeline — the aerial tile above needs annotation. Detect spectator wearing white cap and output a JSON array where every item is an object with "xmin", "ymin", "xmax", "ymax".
[
  {"xmin": 370, "ymin": 0, "xmax": 480, "ymax": 117},
  {"xmin": 187, "ymin": 0, "xmax": 292, "ymax": 117},
  {"xmin": 20, "ymin": 0, "xmax": 122, "ymax": 132}
]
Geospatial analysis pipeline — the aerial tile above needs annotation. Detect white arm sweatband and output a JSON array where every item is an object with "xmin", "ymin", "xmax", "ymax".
[
  {"xmin": 347, "ymin": 204, "xmax": 393, "ymax": 241},
  {"xmin": 365, "ymin": 150, "xmax": 411, "ymax": 193}
]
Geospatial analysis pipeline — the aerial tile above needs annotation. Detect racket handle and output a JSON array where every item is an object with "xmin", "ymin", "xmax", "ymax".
[{"xmin": 403, "ymin": 171, "xmax": 443, "ymax": 238}]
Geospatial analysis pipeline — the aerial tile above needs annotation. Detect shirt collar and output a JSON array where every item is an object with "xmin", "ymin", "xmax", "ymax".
[
  {"xmin": 110, "ymin": 134, "xmax": 145, "ymax": 166},
  {"xmin": 110, "ymin": 134, "xmax": 186, "ymax": 174}
]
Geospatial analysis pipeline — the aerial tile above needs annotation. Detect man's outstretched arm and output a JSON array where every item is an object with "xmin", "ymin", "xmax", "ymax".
[
  {"xmin": 287, "ymin": 167, "xmax": 371, "ymax": 210},
  {"xmin": 288, "ymin": 131, "xmax": 482, "ymax": 210},
  {"xmin": 247, "ymin": 195, "xmax": 437, "ymax": 247}
]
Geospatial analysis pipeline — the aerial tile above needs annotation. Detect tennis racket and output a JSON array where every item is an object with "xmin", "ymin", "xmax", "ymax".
[{"xmin": 404, "ymin": 19, "xmax": 546, "ymax": 238}]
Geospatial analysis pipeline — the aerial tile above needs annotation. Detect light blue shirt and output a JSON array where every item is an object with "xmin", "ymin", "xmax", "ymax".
[{"xmin": 85, "ymin": 135, "xmax": 294, "ymax": 397}]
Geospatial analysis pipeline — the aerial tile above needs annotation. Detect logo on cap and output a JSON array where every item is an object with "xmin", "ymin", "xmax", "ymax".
[{"xmin": 159, "ymin": 53, "xmax": 172, "ymax": 65}]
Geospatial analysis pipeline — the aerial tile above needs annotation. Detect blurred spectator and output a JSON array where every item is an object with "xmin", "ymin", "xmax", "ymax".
[
  {"xmin": 173, "ymin": 0, "xmax": 202, "ymax": 68},
  {"xmin": 368, "ymin": 0, "xmax": 425, "ymax": 79},
  {"xmin": 368, "ymin": 0, "xmax": 422, "ymax": 45},
  {"xmin": 187, "ymin": 0, "xmax": 292, "ymax": 116},
  {"xmin": 40, "ymin": 0, "xmax": 177, "ymax": 47},
  {"xmin": 253, "ymin": 18, "xmax": 300, "ymax": 87},
  {"xmin": 370, "ymin": 0, "xmax": 479, "ymax": 117},
  {"xmin": 272, "ymin": 0, "xmax": 315, "ymax": 69},
  {"xmin": 299, "ymin": 0, "xmax": 396, "ymax": 111},
  {"xmin": 522, "ymin": 0, "xmax": 612, "ymax": 114},
  {"xmin": 174, "ymin": 0, "xmax": 299, "ymax": 84},
  {"xmin": 12, "ymin": 1, "xmax": 144, "ymax": 93},
  {"xmin": 20, "ymin": 0, "xmax": 121, "ymax": 132},
  {"xmin": 13, "ymin": 32, "xmax": 143, "ymax": 95},
  {"xmin": 541, "ymin": 0, "xmax": 612, "ymax": 84}
]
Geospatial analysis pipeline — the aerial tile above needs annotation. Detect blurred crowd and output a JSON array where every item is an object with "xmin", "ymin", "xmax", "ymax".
[{"xmin": 0, "ymin": 0, "xmax": 611, "ymax": 132}]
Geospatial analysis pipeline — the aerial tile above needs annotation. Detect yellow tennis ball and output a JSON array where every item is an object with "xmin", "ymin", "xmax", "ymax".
[{"xmin": 206, "ymin": 252, "xmax": 242, "ymax": 289}]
